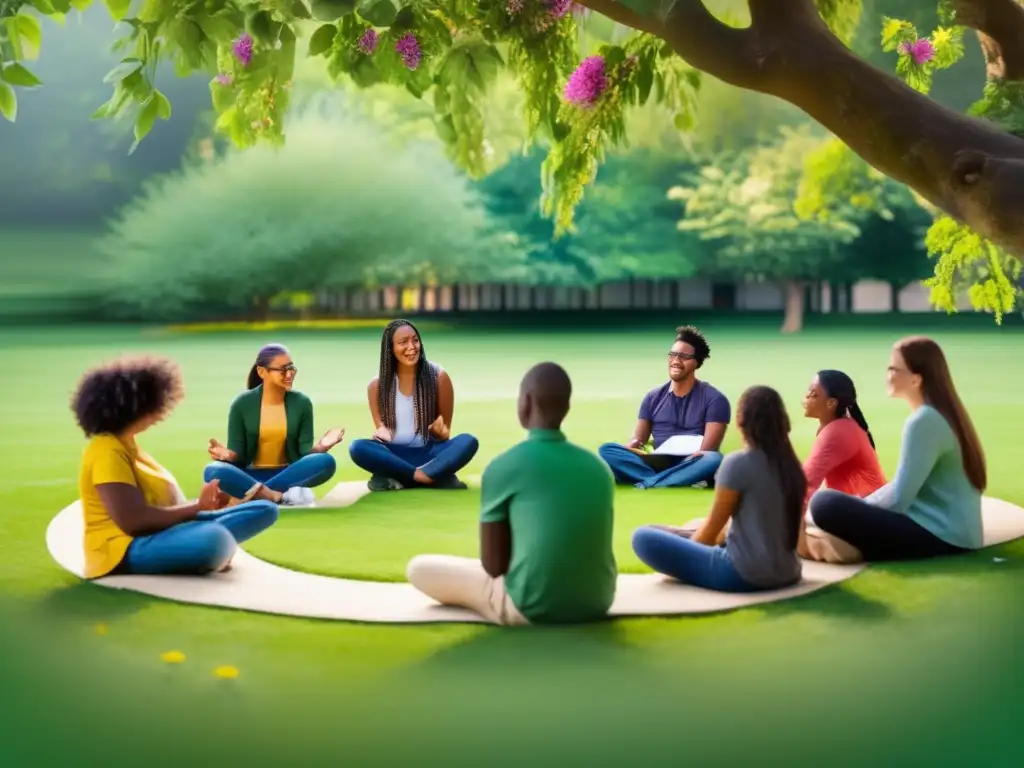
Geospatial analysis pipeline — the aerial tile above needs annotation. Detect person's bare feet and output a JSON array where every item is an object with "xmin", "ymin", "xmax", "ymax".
[{"xmin": 413, "ymin": 468, "xmax": 434, "ymax": 485}]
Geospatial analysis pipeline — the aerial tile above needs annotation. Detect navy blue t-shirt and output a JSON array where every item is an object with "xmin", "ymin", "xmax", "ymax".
[{"xmin": 638, "ymin": 380, "xmax": 731, "ymax": 449}]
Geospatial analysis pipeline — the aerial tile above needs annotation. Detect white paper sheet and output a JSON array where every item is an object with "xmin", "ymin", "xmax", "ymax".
[{"xmin": 652, "ymin": 434, "xmax": 704, "ymax": 456}]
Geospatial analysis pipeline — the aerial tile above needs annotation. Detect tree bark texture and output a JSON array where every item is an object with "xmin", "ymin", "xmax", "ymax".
[
  {"xmin": 781, "ymin": 281, "xmax": 805, "ymax": 333},
  {"xmin": 581, "ymin": 0, "xmax": 1024, "ymax": 261}
]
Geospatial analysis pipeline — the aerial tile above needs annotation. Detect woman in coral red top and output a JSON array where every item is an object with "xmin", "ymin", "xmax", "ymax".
[{"xmin": 801, "ymin": 370, "xmax": 886, "ymax": 513}]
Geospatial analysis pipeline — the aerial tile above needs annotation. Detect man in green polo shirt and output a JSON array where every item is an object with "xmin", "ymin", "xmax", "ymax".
[{"xmin": 406, "ymin": 362, "xmax": 617, "ymax": 625}]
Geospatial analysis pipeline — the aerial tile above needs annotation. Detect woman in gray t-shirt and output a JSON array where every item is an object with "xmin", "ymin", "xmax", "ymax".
[{"xmin": 631, "ymin": 385, "xmax": 806, "ymax": 591}]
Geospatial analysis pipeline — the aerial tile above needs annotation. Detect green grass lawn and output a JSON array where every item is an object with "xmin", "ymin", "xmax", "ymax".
[{"xmin": 2, "ymin": 322, "xmax": 1023, "ymax": 766}]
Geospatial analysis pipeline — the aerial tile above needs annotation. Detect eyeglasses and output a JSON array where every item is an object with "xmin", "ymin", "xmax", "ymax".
[
  {"xmin": 668, "ymin": 351, "xmax": 696, "ymax": 361},
  {"xmin": 266, "ymin": 364, "xmax": 297, "ymax": 375}
]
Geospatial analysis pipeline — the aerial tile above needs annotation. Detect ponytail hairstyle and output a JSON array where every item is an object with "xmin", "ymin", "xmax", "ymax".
[
  {"xmin": 737, "ymin": 386, "xmax": 806, "ymax": 549},
  {"xmin": 247, "ymin": 343, "xmax": 290, "ymax": 390},
  {"xmin": 817, "ymin": 369, "xmax": 875, "ymax": 449}
]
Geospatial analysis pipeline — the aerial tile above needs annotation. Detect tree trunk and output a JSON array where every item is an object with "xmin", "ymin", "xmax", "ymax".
[
  {"xmin": 252, "ymin": 295, "xmax": 270, "ymax": 323},
  {"xmin": 781, "ymin": 281, "xmax": 805, "ymax": 333},
  {"xmin": 581, "ymin": 0, "xmax": 1024, "ymax": 262}
]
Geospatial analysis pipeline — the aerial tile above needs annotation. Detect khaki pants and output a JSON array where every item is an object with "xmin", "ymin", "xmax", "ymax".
[{"xmin": 406, "ymin": 555, "xmax": 530, "ymax": 626}]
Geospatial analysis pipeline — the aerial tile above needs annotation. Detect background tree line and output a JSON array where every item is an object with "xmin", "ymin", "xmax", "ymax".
[{"xmin": 0, "ymin": 0, "xmax": 1008, "ymax": 330}]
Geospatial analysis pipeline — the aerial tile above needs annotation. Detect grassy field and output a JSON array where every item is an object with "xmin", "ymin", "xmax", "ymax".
[{"xmin": 2, "ymin": 322, "xmax": 1023, "ymax": 766}]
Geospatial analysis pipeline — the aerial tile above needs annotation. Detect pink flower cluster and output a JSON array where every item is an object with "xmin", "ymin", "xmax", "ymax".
[
  {"xmin": 358, "ymin": 28, "xmax": 378, "ymax": 55},
  {"xmin": 506, "ymin": 0, "xmax": 575, "ymax": 20},
  {"xmin": 900, "ymin": 38, "xmax": 935, "ymax": 66},
  {"xmin": 545, "ymin": 0, "xmax": 573, "ymax": 18},
  {"xmin": 395, "ymin": 33, "xmax": 422, "ymax": 70},
  {"xmin": 564, "ymin": 55, "xmax": 608, "ymax": 107},
  {"xmin": 232, "ymin": 33, "xmax": 253, "ymax": 67}
]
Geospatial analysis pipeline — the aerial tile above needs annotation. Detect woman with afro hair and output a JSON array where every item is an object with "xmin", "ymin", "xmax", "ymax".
[{"xmin": 72, "ymin": 355, "xmax": 278, "ymax": 579}]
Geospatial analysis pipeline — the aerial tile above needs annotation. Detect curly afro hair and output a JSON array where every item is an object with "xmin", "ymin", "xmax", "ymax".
[
  {"xmin": 71, "ymin": 356, "xmax": 185, "ymax": 437},
  {"xmin": 675, "ymin": 325, "xmax": 711, "ymax": 366}
]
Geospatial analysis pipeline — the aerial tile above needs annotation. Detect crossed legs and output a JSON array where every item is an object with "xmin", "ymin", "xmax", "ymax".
[
  {"xmin": 118, "ymin": 500, "xmax": 279, "ymax": 575},
  {"xmin": 598, "ymin": 443, "xmax": 722, "ymax": 489},
  {"xmin": 203, "ymin": 452, "xmax": 337, "ymax": 503},
  {"xmin": 406, "ymin": 555, "xmax": 529, "ymax": 625},
  {"xmin": 349, "ymin": 435, "xmax": 479, "ymax": 489}
]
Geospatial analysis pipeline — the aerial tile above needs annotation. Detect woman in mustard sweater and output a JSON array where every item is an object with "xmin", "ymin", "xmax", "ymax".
[
  {"xmin": 204, "ymin": 343, "xmax": 345, "ymax": 506},
  {"xmin": 75, "ymin": 355, "xmax": 278, "ymax": 578}
]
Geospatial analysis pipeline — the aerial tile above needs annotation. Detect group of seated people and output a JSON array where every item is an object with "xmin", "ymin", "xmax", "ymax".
[{"xmin": 73, "ymin": 321, "xmax": 987, "ymax": 627}]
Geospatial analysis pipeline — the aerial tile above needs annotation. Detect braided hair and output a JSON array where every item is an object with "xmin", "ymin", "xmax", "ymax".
[
  {"xmin": 817, "ymin": 369, "xmax": 875, "ymax": 449},
  {"xmin": 377, "ymin": 319, "xmax": 438, "ymax": 441},
  {"xmin": 737, "ymin": 385, "xmax": 807, "ymax": 549}
]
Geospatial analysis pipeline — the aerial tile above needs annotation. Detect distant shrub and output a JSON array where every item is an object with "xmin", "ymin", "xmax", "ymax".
[{"xmin": 96, "ymin": 108, "xmax": 513, "ymax": 320}]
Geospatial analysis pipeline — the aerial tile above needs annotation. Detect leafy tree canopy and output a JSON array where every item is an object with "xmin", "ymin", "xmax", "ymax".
[
  {"xmin": 671, "ymin": 126, "xmax": 862, "ymax": 284},
  {"xmin": 3, "ymin": 0, "xmax": 1024, "ymax": 315}
]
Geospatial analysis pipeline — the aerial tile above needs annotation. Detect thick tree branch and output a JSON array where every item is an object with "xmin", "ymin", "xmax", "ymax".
[
  {"xmin": 952, "ymin": 0, "xmax": 1024, "ymax": 80},
  {"xmin": 579, "ymin": 0, "xmax": 767, "ymax": 90},
  {"xmin": 579, "ymin": 1, "xmax": 1024, "ymax": 260},
  {"xmin": 713, "ymin": 0, "xmax": 1024, "ymax": 260}
]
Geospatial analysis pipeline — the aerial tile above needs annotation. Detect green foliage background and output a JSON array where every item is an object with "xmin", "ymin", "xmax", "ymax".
[
  {"xmin": 1, "ymin": 0, "xmax": 1020, "ymax": 322},
  {"xmin": 95, "ymin": 108, "xmax": 514, "ymax": 320}
]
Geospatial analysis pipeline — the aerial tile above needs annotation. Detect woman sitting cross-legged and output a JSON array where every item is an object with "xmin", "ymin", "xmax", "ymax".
[
  {"xmin": 631, "ymin": 385, "xmax": 806, "ymax": 593},
  {"xmin": 800, "ymin": 369, "xmax": 886, "ymax": 514},
  {"xmin": 74, "ymin": 355, "xmax": 278, "ymax": 578},
  {"xmin": 348, "ymin": 319, "xmax": 479, "ymax": 491},
  {"xmin": 204, "ymin": 343, "xmax": 344, "ymax": 507},
  {"xmin": 807, "ymin": 336, "xmax": 985, "ymax": 561}
]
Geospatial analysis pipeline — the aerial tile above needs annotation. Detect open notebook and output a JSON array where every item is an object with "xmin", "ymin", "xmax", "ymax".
[{"xmin": 651, "ymin": 434, "xmax": 704, "ymax": 456}]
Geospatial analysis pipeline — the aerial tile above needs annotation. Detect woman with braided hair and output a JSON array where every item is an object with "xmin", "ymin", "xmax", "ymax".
[
  {"xmin": 348, "ymin": 320, "xmax": 479, "ymax": 491},
  {"xmin": 800, "ymin": 369, "xmax": 886, "ymax": 512}
]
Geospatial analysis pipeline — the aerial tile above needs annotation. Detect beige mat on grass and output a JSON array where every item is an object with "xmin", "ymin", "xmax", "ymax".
[{"xmin": 45, "ymin": 483, "xmax": 1024, "ymax": 624}]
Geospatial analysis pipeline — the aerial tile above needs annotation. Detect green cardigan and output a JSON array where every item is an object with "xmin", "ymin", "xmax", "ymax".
[{"xmin": 226, "ymin": 385, "xmax": 315, "ymax": 468}]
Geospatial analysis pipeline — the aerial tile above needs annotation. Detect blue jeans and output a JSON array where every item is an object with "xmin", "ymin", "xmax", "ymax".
[
  {"xmin": 632, "ymin": 526, "xmax": 760, "ymax": 592},
  {"xmin": 202, "ymin": 452, "xmax": 337, "ymax": 499},
  {"xmin": 598, "ymin": 443, "xmax": 722, "ymax": 489},
  {"xmin": 118, "ymin": 500, "xmax": 279, "ymax": 575},
  {"xmin": 348, "ymin": 434, "xmax": 479, "ymax": 486}
]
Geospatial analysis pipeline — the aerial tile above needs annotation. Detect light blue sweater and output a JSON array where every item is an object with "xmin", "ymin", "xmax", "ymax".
[{"xmin": 865, "ymin": 405, "xmax": 983, "ymax": 549}]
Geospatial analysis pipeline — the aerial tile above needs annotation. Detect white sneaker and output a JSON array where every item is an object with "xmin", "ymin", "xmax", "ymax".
[{"xmin": 281, "ymin": 487, "xmax": 316, "ymax": 506}]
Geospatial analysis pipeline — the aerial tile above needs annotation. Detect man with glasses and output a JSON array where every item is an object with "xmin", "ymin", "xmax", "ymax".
[{"xmin": 598, "ymin": 325, "xmax": 730, "ymax": 490}]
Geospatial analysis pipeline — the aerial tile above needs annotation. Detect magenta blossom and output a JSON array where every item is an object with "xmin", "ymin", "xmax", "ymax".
[
  {"xmin": 358, "ymin": 28, "xmax": 378, "ymax": 55},
  {"xmin": 395, "ymin": 33, "xmax": 422, "ymax": 70},
  {"xmin": 545, "ymin": 0, "xmax": 573, "ymax": 18},
  {"xmin": 900, "ymin": 37, "xmax": 935, "ymax": 66},
  {"xmin": 232, "ymin": 33, "xmax": 254, "ymax": 66},
  {"xmin": 564, "ymin": 55, "xmax": 608, "ymax": 107},
  {"xmin": 214, "ymin": 74, "xmax": 233, "ymax": 86}
]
